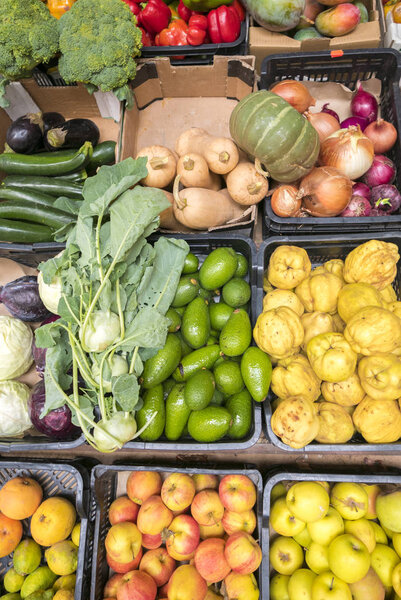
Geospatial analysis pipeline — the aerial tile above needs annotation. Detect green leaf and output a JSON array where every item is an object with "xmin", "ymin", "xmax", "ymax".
[
  {"xmin": 112, "ymin": 374, "xmax": 140, "ymax": 412},
  {"xmin": 69, "ymin": 394, "xmax": 95, "ymax": 427},
  {"xmin": 75, "ymin": 215, "xmax": 96, "ymax": 268},
  {"xmin": 54, "ymin": 196, "xmax": 81, "ymax": 215},
  {"xmin": 137, "ymin": 237, "xmax": 189, "ymax": 315},
  {"xmin": 35, "ymin": 321, "xmax": 62, "ymax": 349},
  {"xmin": 80, "ymin": 157, "xmax": 148, "ymax": 217},
  {"xmin": 39, "ymin": 251, "xmax": 66, "ymax": 284},
  {"xmin": 58, "ymin": 295, "xmax": 81, "ymax": 325},
  {"xmin": 118, "ymin": 307, "xmax": 169, "ymax": 352},
  {"xmin": 42, "ymin": 336, "xmax": 73, "ymax": 417}
]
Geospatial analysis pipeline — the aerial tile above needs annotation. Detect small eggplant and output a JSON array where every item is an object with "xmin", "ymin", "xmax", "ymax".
[
  {"xmin": 0, "ymin": 275, "xmax": 50, "ymax": 321},
  {"xmin": 43, "ymin": 112, "xmax": 66, "ymax": 135},
  {"xmin": 45, "ymin": 118, "xmax": 100, "ymax": 151},
  {"xmin": 6, "ymin": 112, "xmax": 44, "ymax": 154}
]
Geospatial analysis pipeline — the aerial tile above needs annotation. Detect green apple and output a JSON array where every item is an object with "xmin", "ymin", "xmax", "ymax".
[
  {"xmin": 294, "ymin": 527, "xmax": 312, "ymax": 549},
  {"xmin": 271, "ymin": 497, "xmax": 306, "ymax": 537},
  {"xmin": 330, "ymin": 483, "xmax": 368, "ymax": 521},
  {"xmin": 288, "ymin": 568, "xmax": 316, "ymax": 600},
  {"xmin": 270, "ymin": 573, "xmax": 290, "ymax": 600},
  {"xmin": 361, "ymin": 484, "xmax": 380, "ymax": 520},
  {"xmin": 270, "ymin": 536, "xmax": 304, "ymax": 576},
  {"xmin": 344, "ymin": 518, "xmax": 376, "ymax": 553},
  {"xmin": 371, "ymin": 522, "xmax": 388, "ymax": 545},
  {"xmin": 305, "ymin": 542, "xmax": 330, "ymax": 574},
  {"xmin": 272, "ymin": 483, "xmax": 288, "ymax": 503},
  {"xmin": 286, "ymin": 482, "xmax": 330, "ymax": 523},
  {"xmin": 371, "ymin": 543, "xmax": 400, "ymax": 587},
  {"xmin": 393, "ymin": 533, "xmax": 401, "ymax": 558},
  {"xmin": 328, "ymin": 534, "xmax": 370, "ymax": 584},
  {"xmin": 307, "ymin": 507, "xmax": 344, "ymax": 546},
  {"xmin": 311, "ymin": 571, "xmax": 352, "ymax": 600},
  {"xmin": 349, "ymin": 567, "xmax": 385, "ymax": 600},
  {"xmin": 392, "ymin": 562, "xmax": 401, "ymax": 597},
  {"xmin": 376, "ymin": 492, "xmax": 401, "ymax": 534}
]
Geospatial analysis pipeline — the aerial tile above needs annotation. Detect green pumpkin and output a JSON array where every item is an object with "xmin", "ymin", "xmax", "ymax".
[{"xmin": 229, "ymin": 90, "xmax": 320, "ymax": 183}]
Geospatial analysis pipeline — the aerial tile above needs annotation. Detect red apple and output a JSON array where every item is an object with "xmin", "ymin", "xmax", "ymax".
[
  {"xmin": 161, "ymin": 473, "xmax": 196, "ymax": 512},
  {"xmin": 222, "ymin": 509, "xmax": 257, "ymax": 535},
  {"xmin": 137, "ymin": 496, "xmax": 173, "ymax": 535},
  {"xmin": 194, "ymin": 537, "xmax": 231, "ymax": 583},
  {"xmin": 142, "ymin": 533, "xmax": 162, "ymax": 550},
  {"xmin": 219, "ymin": 475, "xmax": 256, "ymax": 513},
  {"xmin": 139, "ymin": 548, "xmax": 175, "ymax": 587},
  {"xmin": 104, "ymin": 573, "xmax": 124, "ymax": 597},
  {"xmin": 127, "ymin": 471, "xmax": 162, "ymax": 505},
  {"xmin": 167, "ymin": 565, "xmax": 207, "ymax": 600},
  {"xmin": 199, "ymin": 521, "xmax": 225, "ymax": 540},
  {"xmin": 158, "ymin": 582, "xmax": 169, "ymax": 598},
  {"xmin": 107, "ymin": 548, "xmax": 143, "ymax": 574},
  {"xmin": 109, "ymin": 496, "xmax": 139, "ymax": 525},
  {"xmin": 224, "ymin": 532, "xmax": 262, "ymax": 575},
  {"xmin": 117, "ymin": 570, "xmax": 157, "ymax": 600},
  {"xmin": 191, "ymin": 490, "xmax": 224, "ymax": 527},
  {"xmin": 105, "ymin": 522, "xmax": 142, "ymax": 564},
  {"xmin": 165, "ymin": 514, "xmax": 200, "ymax": 561},
  {"xmin": 192, "ymin": 474, "xmax": 219, "ymax": 493}
]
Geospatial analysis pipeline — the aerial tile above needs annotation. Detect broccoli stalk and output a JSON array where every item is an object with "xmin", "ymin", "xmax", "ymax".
[
  {"xmin": 0, "ymin": 0, "xmax": 59, "ymax": 107},
  {"xmin": 58, "ymin": 0, "xmax": 143, "ymax": 107}
]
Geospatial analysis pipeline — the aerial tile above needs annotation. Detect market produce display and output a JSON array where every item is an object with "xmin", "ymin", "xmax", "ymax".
[
  {"xmin": 0, "ymin": 475, "xmax": 80, "ymax": 600},
  {"xmin": 101, "ymin": 469, "xmax": 261, "ymax": 600},
  {"xmin": 231, "ymin": 80, "xmax": 400, "ymax": 220},
  {"xmin": 269, "ymin": 478, "xmax": 401, "ymax": 600},
  {"xmin": 255, "ymin": 239, "xmax": 401, "ymax": 448}
]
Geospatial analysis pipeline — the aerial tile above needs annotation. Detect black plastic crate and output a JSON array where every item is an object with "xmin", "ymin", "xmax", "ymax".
[
  {"xmin": 90, "ymin": 463, "xmax": 264, "ymax": 600},
  {"xmin": 0, "ymin": 460, "xmax": 90, "ymax": 600},
  {"xmin": 262, "ymin": 470, "xmax": 401, "ymax": 599},
  {"xmin": 258, "ymin": 231, "xmax": 401, "ymax": 453},
  {"xmin": 259, "ymin": 49, "xmax": 401, "ymax": 235}
]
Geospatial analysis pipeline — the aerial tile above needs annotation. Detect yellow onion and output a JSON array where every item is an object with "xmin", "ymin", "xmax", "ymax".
[
  {"xmin": 298, "ymin": 166, "xmax": 353, "ymax": 217},
  {"xmin": 319, "ymin": 126, "xmax": 374, "ymax": 179},
  {"xmin": 270, "ymin": 80, "xmax": 315, "ymax": 114},
  {"xmin": 306, "ymin": 111, "xmax": 340, "ymax": 143},
  {"xmin": 271, "ymin": 185, "xmax": 302, "ymax": 217}
]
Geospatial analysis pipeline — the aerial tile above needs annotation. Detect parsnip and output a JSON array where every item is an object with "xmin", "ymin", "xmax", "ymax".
[
  {"xmin": 177, "ymin": 153, "xmax": 222, "ymax": 190},
  {"xmin": 136, "ymin": 145, "xmax": 176, "ymax": 188},
  {"xmin": 175, "ymin": 128, "xmax": 239, "ymax": 174}
]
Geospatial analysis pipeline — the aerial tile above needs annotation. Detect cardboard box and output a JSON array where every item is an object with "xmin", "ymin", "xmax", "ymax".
[
  {"xmin": 120, "ymin": 56, "xmax": 258, "ymax": 234},
  {"xmin": 249, "ymin": 0, "xmax": 381, "ymax": 72}
]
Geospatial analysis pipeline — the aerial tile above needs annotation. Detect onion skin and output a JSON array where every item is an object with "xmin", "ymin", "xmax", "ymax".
[
  {"xmin": 271, "ymin": 185, "xmax": 301, "ymax": 217},
  {"xmin": 321, "ymin": 103, "xmax": 340, "ymax": 122},
  {"xmin": 352, "ymin": 182, "xmax": 371, "ymax": 201},
  {"xmin": 340, "ymin": 195, "xmax": 372, "ymax": 217},
  {"xmin": 319, "ymin": 125, "xmax": 374, "ymax": 179},
  {"xmin": 351, "ymin": 81, "xmax": 378, "ymax": 124},
  {"xmin": 306, "ymin": 111, "xmax": 340, "ymax": 143},
  {"xmin": 362, "ymin": 155, "xmax": 396, "ymax": 187},
  {"xmin": 364, "ymin": 119, "xmax": 398, "ymax": 153},
  {"xmin": 270, "ymin": 80, "xmax": 316, "ymax": 114},
  {"xmin": 340, "ymin": 116, "xmax": 368, "ymax": 131},
  {"xmin": 298, "ymin": 166, "xmax": 353, "ymax": 217}
]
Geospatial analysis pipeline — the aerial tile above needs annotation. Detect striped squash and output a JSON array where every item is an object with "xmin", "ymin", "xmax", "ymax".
[{"xmin": 229, "ymin": 90, "xmax": 320, "ymax": 183}]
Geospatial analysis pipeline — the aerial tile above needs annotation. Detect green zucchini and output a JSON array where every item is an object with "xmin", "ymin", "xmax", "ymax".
[
  {"xmin": 0, "ymin": 201, "xmax": 72, "ymax": 230},
  {"xmin": 87, "ymin": 141, "xmax": 116, "ymax": 172},
  {"xmin": 0, "ymin": 219, "xmax": 53, "ymax": 243},
  {"xmin": 0, "ymin": 142, "xmax": 92, "ymax": 176},
  {"xmin": 56, "ymin": 169, "xmax": 87, "ymax": 182},
  {"xmin": 0, "ymin": 187, "xmax": 57, "ymax": 208},
  {"xmin": 3, "ymin": 176, "xmax": 83, "ymax": 199}
]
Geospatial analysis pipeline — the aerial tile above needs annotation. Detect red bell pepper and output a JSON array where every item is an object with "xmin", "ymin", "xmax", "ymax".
[
  {"xmin": 207, "ymin": 5, "xmax": 240, "ymax": 43},
  {"xmin": 187, "ymin": 26, "xmax": 206, "ymax": 44},
  {"xmin": 122, "ymin": 0, "xmax": 141, "ymax": 14},
  {"xmin": 230, "ymin": 0, "xmax": 245, "ymax": 21},
  {"xmin": 156, "ymin": 18, "xmax": 189, "ymax": 45},
  {"xmin": 188, "ymin": 13, "xmax": 208, "ymax": 29},
  {"xmin": 139, "ymin": 26, "xmax": 155, "ymax": 46},
  {"xmin": 178, "ymin": 0, "xmax": 193, "ymax": 21},
  {"xmin": 139, "ymin": 0, "xmax": 171, "ymax": 34}
]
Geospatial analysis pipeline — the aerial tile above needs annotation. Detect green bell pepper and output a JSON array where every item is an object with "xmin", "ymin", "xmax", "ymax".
[{"xmin": 182, "ymin": 0, "xmax": 231, "ymax": 12}]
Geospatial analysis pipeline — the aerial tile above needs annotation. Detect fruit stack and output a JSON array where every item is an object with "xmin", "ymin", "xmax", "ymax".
[
  {"xmin": 268, "ymin": 478, "xmax": 401, "ymax": 600},
  {"xmin": 102, "ymin": 469, "xmax": 261, "ymax": 600},
  {"xmin": 0, "ymin": 476, "xmax": 80, "ymax": 600}
]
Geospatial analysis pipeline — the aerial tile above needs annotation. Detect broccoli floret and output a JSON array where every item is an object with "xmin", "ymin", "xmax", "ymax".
[
  {"xmin": 58, "ymin": 0, "xmax": 142, "ymax": 107},
  {"xmin": 0, "ymin": 0, "xmax": 59, "ymax": 105}
]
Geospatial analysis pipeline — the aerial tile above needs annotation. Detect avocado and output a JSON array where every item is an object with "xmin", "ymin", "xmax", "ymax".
[
  {"xmin": 182, "ymin": 252, "xmax": 199, "ymax": 274},
  {"xmin": 181, "ymin": 297, "xmax": 210, "ymax": 349},
  {"xmin": 241, "ymin": 347, "xmax": 272, "ymax": 403},
  {"xmin": 188, "ymin": 406, "xmax": 232, "ymax": 442},
  {"xmin": 199, "ymin": 248, "xmax": 238, "ymax": 290},
  {"xmin": 235, "ymin": 253, "xmax": 249, "ymax": 278},
  {"xmin": 226, "ymin": 390, "xmax": 252, "ymax": 439},
  {"xmin": 209, "ymin": 301, "xmax": 234, "ymax": 331},
  {"xmin": 173, "ymin": 345, "xmax": 220, "ymax": 382},
  {"xmin": 222, "ymin": 278, "xmax": 251, "ymax": 308},
  {"xmin": 219, "ymin": 309, "xmax": 252, "ymax": 357},
  {"xmin": 137, "ymin": 385, "xmax": 165, "ymax": 441},
  {"xmin": 166, "ymin": 308, "xmax": 181, "ymax": 333},
  {"xmin": 184, "ymin": 369, "xmax": 215, "ymax": 410},
  {"xmin": 172, "ymin": 274, "xmax": 200, "ymax": 308},
  {"xmin": 214, "ymin": 360, "xmax": 244, "ymax": 396},
  {"xmin": 141, "ymin": 333, "xmax": 181, "ymax": 389},
  {"xmin": 165, "ymin": 383, "xmax": 191, "ymax": 440}
]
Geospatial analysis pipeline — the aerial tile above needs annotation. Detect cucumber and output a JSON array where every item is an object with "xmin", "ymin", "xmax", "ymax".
[
  {"xmin": 0, "ymin": 187, "xmax": 57, "ymax": 209},
  {"xmin": 4, "ymin": 176, "xmax": 83, "ymax": 199},
  {"xmin": 0, "ymin": 219, "xmax": 53, "ymax": 243},
  {"xmin": 0, "ymin": 142, "xmax": 92, "ymax": 176},
  {"xmin": 0, "ymin": 201, "xmax": 72, "ymax": 230},
  {"xmin": 87, "ymin": 141, "xmax": 116, "ymax": 172}
]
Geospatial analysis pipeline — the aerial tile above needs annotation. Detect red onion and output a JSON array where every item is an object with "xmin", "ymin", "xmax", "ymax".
[
  {"xmin": 340, "ymin": 195, "xmax": 372, "ymax": 217},
  {"xmin": 321, "ymin": 103, "xmax": 340, "ymax": 122},
  {"xmin": 352, "ymin": 182, "xmax": 371, "ymax": 201},
  {"xmin": 370, "ymin": 184, "xmax": 401, "ymax": 214},
  {"xmin": 362, "ymin": 155, "xmax": 396, "ymax": 187},
  {"xmin": 351, "ymin": 81, "xmax": 378, "ymax": 124},
  {"xmin": 340, "ymin": 116, "xmax": 368, "ymax": 131}
]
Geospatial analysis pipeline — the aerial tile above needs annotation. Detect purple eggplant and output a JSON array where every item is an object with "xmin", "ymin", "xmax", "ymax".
[
  {"xmin": 42, "ymin": 112, "xmax": 65, "ymax": 135},
  {"xmin": 6, "ymin": 112, "xmax": 44, "ymax": 154},
  {"xmin": 28, "ymin": 380, "xmax": 80, "ymax": 440},
  {"xmin": 0, "ymin": 275, "xmax": 50, "ymax": 321},
  {"xmin": 45, "ymin": 118, "xmax": 100, "ymax": 151}
]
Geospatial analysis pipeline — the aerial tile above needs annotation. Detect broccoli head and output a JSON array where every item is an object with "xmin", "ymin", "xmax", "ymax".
[
  {"xmin": 58, "ymin": 0, "xmax": 142, "ymax": 106},
  {"xmin": 0, "ymin": 0, "xmax": 59, "ymax": 102}
]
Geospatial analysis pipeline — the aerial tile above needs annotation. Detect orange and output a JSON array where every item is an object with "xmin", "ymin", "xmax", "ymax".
[
  {"xmin": 0, "ymin": 477, "xmax": 43, "ymax": 520},
  {"xmin": 0, "ymin": 512, "xmax": 22, "ymax": 558}
]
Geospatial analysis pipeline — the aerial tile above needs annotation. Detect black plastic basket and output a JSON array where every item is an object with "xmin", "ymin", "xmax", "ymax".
[
  {"xmin": 262, "ymin": 470, "xmax": 401, "ymax": 598},
  {"xmin": 259, "ymin": 49, "xmax": 401, "ymax": 235},
  {"xmin": 258, "ymin": 231, "xmax": 401, "ymax": 453},
  {"xmin": 90, "ymin": 463, "xmax": 264, "ymax": 600},
  {"xmin": 0, "ymin": 460, "xmax": 90, "ymax": 600}
]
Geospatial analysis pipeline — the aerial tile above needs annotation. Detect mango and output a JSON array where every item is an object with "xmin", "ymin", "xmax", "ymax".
[
  {"xmin": 45, "ymin": 541, "xmax": 78, "ymax": 576},
  {"xmin": 25, "ymin": 592, "xmax": 54, "ymax": 600},
  {"xmin": 4, "ymin": 569, "xmax": 25, "ymax": 593},
  {"xmin": 13, "ymin": 539, "xmax": 42, "ymax": 576},
  {"xmin": 315, "ymin": 3, "xmax": 360, "ymax": 36},
  {"xmin": 0, "ymin": 595, "xmax": 22, "ymax": 600},
  {"xmin": 53, "ymin": 575, "xmax": 76, "ymax": 591},
  {"xmin": 71, "ymin": 524, "xmax": 80, "ymax": 548},
  {"xmin": 53, "ymin": 592, "xmax": 73, "ymax": 600},
  {"xmin": 20, "ymin": 567, "xmax": 57, "ymax": 599}
]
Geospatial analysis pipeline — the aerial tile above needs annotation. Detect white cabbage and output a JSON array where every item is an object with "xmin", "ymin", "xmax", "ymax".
[
  {"xmin": 0, "ymin": 316, "xmax": 33, "ymax": 380},
  {"xmin": 0, "ymin": 381, "xmax": 31, "ymax": 436}
]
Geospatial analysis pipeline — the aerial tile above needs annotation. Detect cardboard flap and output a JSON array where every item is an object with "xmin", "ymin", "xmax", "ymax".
[
  {"xmin": 301, "ymin": 37, "xmax": 331, "ymax": 51},
  {"xmin": 3, "ymin": 83, "xmax": 40, "ymax": 120}
]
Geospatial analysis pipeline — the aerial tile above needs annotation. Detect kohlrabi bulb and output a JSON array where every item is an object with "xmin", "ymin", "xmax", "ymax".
[
  {"xmin": 80, "ymin": 310, "xmax": 121, "ymax": 352},
  {"xmin": 38, "ymin": 271, "xmax": 62, "ymax": 315},
  {"xmin": 91, "ymin": 354, "xmax": 129, "ymax": 392}
]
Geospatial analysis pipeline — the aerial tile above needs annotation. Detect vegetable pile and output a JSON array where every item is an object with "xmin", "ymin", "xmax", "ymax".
[
  {"xmin": 254, "ymin": 239, "xmax": 401, "ymax": 449},
  {"xmin": 101, "ymin": 469, "xmax": 261, "ymax": 600},
  {"xmin": 0, "ymin": 111, "xmax": 116, "ymax": 244},
  {"xmin": 230, "ymin": 80, "xmax": 401, "ymax": 220}
]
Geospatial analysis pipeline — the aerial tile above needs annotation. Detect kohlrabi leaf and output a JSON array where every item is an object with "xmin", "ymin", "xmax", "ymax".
[
  {"xmin": 35, "ymin": 321, "xmax": 62, "ymax": 349},
  {"xmin": 69, "ymin": 394, "xmax": 95, "ymax": 427},
  {"xmin": 75, "ymin": 215, "xmax": 96, "ymax": 268},
  {"xmin": 54, "ymin": 196, "xmax": 81, "ymax": 215},
  {"xmin": 118, "ymin": 307, "xmax": 169, "ymax": 352},
  {"xmin": 42, "ymin": 337, "xmax": 73, "ymax": 417},
  {"xmin": 112, "ymin": 374, "xmax": 140, "ymax": 412}
]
